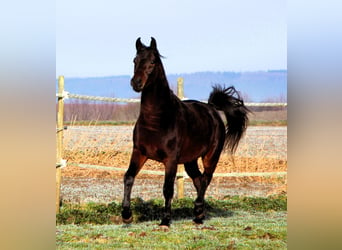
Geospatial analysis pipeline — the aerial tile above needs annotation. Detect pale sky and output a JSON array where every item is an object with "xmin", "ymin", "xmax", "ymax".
[{"xmin": 56, "ymin": 0, "xmax": 286, "ymax": 77}]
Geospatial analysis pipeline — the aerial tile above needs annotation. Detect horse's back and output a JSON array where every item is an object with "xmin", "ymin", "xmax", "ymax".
[
  {"xmin": 181, "ymin": 100, "xmax": 223, "ymax": 128},
  {"xmin": 176, "ymin": 99, "xmax": 226, "ymax": 162}
]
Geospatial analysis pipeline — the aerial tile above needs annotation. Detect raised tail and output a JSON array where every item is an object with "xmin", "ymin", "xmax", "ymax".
[{"xmin": 208, "ymin": 85, "xmax": 250, "ymax": 153}]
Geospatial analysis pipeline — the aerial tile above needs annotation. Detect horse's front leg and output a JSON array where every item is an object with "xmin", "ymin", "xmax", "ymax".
[
  {"xmin": 160, "ymin": 160, "xmax": 178, "ymax": 227},
  {"xmin": 122, "ymin": 148, "xmax": 147, "ymax": 224}
]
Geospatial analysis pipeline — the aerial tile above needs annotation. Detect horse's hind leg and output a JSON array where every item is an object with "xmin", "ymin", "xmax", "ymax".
[
  {"xmin": 184, "ymin": 160, "xmax": 208, "ymax": 224},
  {"xmin": 185, "ymin": 147, "xmax": 222, "ymax": 224},
  {"xmin": 122, "ymin": 148, "xmax": 147, "ymax": 224},
  {"xmin": 194, "ymin": 148, "xmax": 222, "ymax": 223},
  {"xmin": 184, "ymin": 160, "xmax": 202, "ymax": 193}
]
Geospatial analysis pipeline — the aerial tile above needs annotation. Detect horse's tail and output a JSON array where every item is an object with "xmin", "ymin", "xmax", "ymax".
[{"xmin": 208, "ymin": 85, "xmax": 250, "ymax": 153}]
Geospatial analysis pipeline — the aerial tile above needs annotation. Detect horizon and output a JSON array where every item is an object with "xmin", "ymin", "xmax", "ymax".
[
  {"xmin": 56, "ymin": 70, "xmax": 287, "ymax": 102},
  {"xmin": 57, "ymin": 69, "xmax": 287, "ymax": 80}
]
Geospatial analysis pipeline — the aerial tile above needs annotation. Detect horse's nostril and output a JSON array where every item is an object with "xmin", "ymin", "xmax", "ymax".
[
  {"xmin": 133, "ymin": 78, "xmax": 141, "ymax": 85},
  {"xmin": 131, "ymin": 77, "xmax": 144, "ymax": 92}
]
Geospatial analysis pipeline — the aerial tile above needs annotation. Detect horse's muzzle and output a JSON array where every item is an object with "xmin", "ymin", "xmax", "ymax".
[{"xmin": 131, "ymin": 78, "xmax": 144, "ymax": 92}]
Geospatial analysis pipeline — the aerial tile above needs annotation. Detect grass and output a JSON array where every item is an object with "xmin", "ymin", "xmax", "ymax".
[
  {"xmin": 56, "ymin": 214, "xmax": 287, "ymax": 249},
  {"xmin": 58, "ymin": 105, "xmax": 287, "ymax": 248},
  {"xmin": 56, "ymin": 196, "xmax": 287, "ymax": 249},
  {"xmin": 58, "ymin": 108, "xmax": 287, "ymax": 248},
  {"xmin": 57, "ymin": 195, "xmax": 286, "ymax": 225}
]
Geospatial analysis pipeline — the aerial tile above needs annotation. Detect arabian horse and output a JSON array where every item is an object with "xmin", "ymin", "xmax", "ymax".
[{"xmin": 122, "ymin": 37, "xmax": 249, "ymax": 227}]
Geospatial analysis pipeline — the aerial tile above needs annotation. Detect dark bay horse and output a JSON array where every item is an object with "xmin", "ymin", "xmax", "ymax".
[{"xmin": 122, "ymin": 37, "xmax": 249, "ymax": 227}]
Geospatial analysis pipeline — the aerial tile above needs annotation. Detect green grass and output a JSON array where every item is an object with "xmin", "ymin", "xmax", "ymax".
[
  {"xmin": 56, "ymin": 211, "xmax": 287, "ymax": 249},
  {"xmin": 56, "ymin": 196, "xmax": 286, "ymax": 249},
  {"xmin": 57, "ymin": 195, "xmax": 286, "ymax": 225}
]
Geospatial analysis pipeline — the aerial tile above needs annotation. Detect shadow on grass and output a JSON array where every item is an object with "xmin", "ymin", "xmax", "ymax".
[
  {"xmin": 57, "ymin": 195, "xmax": 286, "ymax": 225},
  {"xmin": 131, "ymin": 197, "xmax": 233, "ymax": 223}
]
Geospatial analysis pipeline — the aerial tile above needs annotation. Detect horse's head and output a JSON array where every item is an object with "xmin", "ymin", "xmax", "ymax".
[{"xmin": 131, "ymin": 37, "xmax": 160, "ymax": 92}]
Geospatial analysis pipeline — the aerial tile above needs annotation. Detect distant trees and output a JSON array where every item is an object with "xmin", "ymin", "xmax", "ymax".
[{"xmin": 62, "ymin": 100, "xmax": 140, "ymax": 122}]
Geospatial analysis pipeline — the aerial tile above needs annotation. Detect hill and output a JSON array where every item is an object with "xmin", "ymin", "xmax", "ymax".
[{"xmin": 58, "ymin": 70, "xmax": 287, "ymax": 102}]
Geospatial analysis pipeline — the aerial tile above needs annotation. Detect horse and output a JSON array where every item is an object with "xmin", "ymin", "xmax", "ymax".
[{"xmin": 122, "ymin": 37, "xmax": 250, "ymax": 227}]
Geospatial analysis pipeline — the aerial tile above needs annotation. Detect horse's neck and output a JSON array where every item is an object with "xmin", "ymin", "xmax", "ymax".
[
  {"xmin": 141, "ymin": 64, "xmax": 174, "ymax": 108},
  {"xmin": 140, "ymin": 76, "xmax": 175, "ymax": 116},
  {"xmin": 140, "ymin": 74, "xmax": 177, "ymax": 119},
  {"xmin": 138, "ymin": 70, "xmax": 179, "ymax": 131}
]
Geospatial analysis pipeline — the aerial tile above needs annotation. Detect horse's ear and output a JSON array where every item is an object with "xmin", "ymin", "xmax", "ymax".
[
  {"xmin": 150, "ymin": 37, "xmax": 157, "ymax": 49},
  {"xmin": 136, "ymin": 37, "xmax": 144, "ymax": 51}
]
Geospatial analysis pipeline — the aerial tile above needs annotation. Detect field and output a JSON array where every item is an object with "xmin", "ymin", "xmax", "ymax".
[
  {"xmin": 60, "ymin": 125, "xmax": 286, "ymax": 201},
  {"xmin": 56, "ymin": 195, "xmax": 287, "ymax": 249},
  {"xmin": 56, "ymin": 122, "xmax": 287, "ymax": 249},
  {"xmin": 57, "ymin": 211, "xmax": 287, "ymax": 249}
]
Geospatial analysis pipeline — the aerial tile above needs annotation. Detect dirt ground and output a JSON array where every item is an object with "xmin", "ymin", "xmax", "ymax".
[
  {"xmin": 61, "ymin": 151, "xmax": 286, "ymax": 178},
  {"xmin": 60, "ymin": 126, "xmax": 287, "ymax": 203},
  {"xmin": 60, "ymin": 152, "xmax": 287, "ymax": 203}
]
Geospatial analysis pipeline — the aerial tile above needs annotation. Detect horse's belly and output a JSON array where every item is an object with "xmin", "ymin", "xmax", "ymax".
[
  {"xmin": 134, "ymin": 135, "xmax": 169, "ymax": 162},
  {"xmin": 178, "ymin": 140, "xmax": 208, "ymax": 163},
  {"xmin": 134, "ymin": 127, "xmax": 211, "ymax": 164}
]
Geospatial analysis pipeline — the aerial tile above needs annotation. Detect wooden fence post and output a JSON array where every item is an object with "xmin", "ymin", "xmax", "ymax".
[
  {"xmin": 176, "ymin": 77, "xmax": 185, "ymax": 199},
  {"xmin": 177, "ymin": 76, "xmax": 184, "ymax": 100},
  {"xmin": 56, "ymin": 76, "xmax": 65, "ymax": 213}
]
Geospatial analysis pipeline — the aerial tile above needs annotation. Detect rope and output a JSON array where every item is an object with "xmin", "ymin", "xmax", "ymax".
[
  {"xmin": 67, "ymin": 93, "xmax": 140, "ymax": 103},
  {"xmin": 212, "ymin": 172, "xmax": 287, "ymax": 177},
  {"xmin": 56, "ymin": 126, "xmax": 67, "ymax": 132},
  {"xmin": 56, "ymin": 91, "xmax": 69, "ymax": 99},
  {"xmin": 56, "ymin": 159, "xmax": 67, "ymax": 168},
  {"xmin": 245, "ymin": 102, "xmax": 287, "ymax": 107},
  {"xmin": 68, "ymin": 163, "xmax": 174, "ymax": 176},
  {"xmin": 68, "ymin": 162, "xmax": 286, "ymax": 178},
  {"xmin": 56, "ymin": 92, "xmax": 286, "ymax": 106}
]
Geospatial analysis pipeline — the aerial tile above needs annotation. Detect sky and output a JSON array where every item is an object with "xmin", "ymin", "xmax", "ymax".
[{"xmin": 56, "ymin": 0, "xmax": 286, "ymax": 77}]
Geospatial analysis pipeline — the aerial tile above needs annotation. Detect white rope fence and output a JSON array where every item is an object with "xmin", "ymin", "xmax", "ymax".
[
  {"xmin": 69, "ymin": 163, "xmax": 287, "ymax": 178},
  {"xmin": 56, "ymin": 91, "xmax": 286, "ymax": 107},
  {"xmin": 56, "ymin": 92, "xmax": 140, "ymax": 103},
  {"xmin": 246, "ymin": 102, "xmax": 287, "ymax": 107}
]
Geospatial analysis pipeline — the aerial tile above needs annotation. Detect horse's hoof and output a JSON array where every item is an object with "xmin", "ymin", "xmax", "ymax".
[
  {"xmin": 122, "ymin": 209, "xmax": 133, "ymax": 224},
  {"xmin": 193, "ymin": 217, "xmax": 204, "ymax": 224},
  {"xmin": 193, "ymin": 213, "xmax": 205, "ymax": 224},
  {"xmin": 159, "ymin": 218, "xmax": 171, "ymax": 228},
  {"xmin": 122, "ymin": 216, "xmax": 133, "ymax": 224}
]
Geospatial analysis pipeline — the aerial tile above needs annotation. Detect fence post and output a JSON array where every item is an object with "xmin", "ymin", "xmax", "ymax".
[
  {"xmin": 176, "ymin": 77, "xmax": 185, "ymax": 199},
  {"xmin": 56, "ymin": 76, "xmax": 65, "ymax": 213},
  {"xmin": 177, "ymin": 77, "xmax": 184, "ymax": 100}
]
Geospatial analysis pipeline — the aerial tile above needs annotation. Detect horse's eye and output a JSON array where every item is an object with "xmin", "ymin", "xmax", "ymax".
[{"xmin": 151, "ymin": 60, "xmax": 155, "ymax": 65}]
